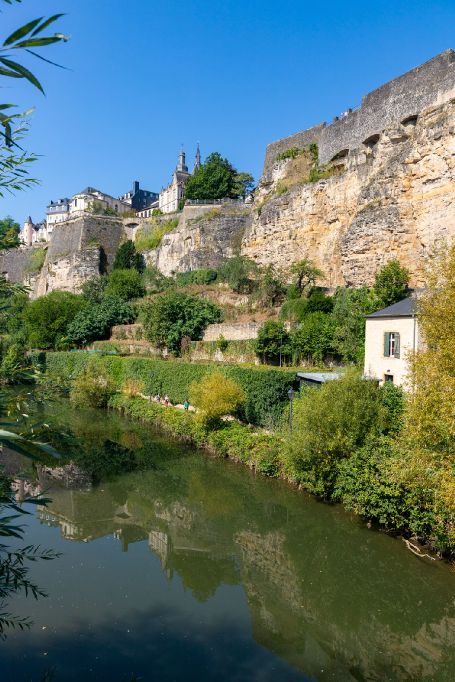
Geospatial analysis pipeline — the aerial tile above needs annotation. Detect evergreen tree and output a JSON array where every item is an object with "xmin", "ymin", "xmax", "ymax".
[{"xmin": 113, "ymin": 240, "xmax": 143, "ymax": 271}]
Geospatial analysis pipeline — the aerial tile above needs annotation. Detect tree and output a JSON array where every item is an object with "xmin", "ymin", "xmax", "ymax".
[
  {"xmin": 218, "ymin": 256, "xmax": 258, "ymax": 293},
  {"xmin": 66, "ymin": 296, "xmax": 135, "ymax": 347},
  {"xmin": 142, "ymin": 291, "xmax": 223, "ymax": 355},
  {"xmin": 184, "ymin": 152, "xmax": 253, "ymax": 201},
  {"xmin": 189, "ymin": 371, "xmax": 245, "ymax": 427},
  {"xmin": 256, "ymin": 264, "xmax": 286, "ymax": 307},
  {"xmin": 255, "ymin": 321, "xmax": 290, "ymax": 364},
  {"xmin": 284, "ymin": 374, "xmax": 386, "ymax": 497},
  {"xmin": 332, "ymin": 287, "xmax": 378, "ymax": 364},
  {"xmin": 24, "ymin": 291, "xmax": 85, "ymax": 349},
  {"xmin": 232, "ymin": 172, "xmax": 255, "ymax": 199},
  {"xmin": 289, "ymin": 258, "xmax": 324, "ymax": 296},
  {"xmin": 0, "ymin": 216, "xmax": 20, "ymax": 250},
  {"xmin": 113, "ymin": 240, "xmax": 143, "ymax": 272},
  {"xmin": 374, "ymin": 259, "xmax": 409, "ymax": 308},
  {"xmin": 105, "ymin": 268, "xmax": 146, "ymax": 301},
  {"xmin": 81, "ymin": 275, "xmax": 108, "ymax": 304},
  {"xmin": 290, "ymin": 311, "xmax": 337, "ymax": 364}
]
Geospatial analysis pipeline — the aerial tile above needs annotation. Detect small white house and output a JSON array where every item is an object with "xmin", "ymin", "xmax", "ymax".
[{"xmin": 364, "ymin": 297, "xmax": 420, "ymax": 388}]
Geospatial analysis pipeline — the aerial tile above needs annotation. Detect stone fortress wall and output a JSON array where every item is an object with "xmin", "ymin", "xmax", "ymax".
[{"xmin": 263, "ymin": 49, "xmax": 455, "ymax": 174}]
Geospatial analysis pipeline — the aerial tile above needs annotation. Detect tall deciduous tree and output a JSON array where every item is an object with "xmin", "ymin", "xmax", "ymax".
[
  {"xmin": 184, "ymin": 152, "xmax": 253, "ymax": 201},
  {"xmin": 374, "ymin": 259, "xmax": 409, "ymax": 308},
  {"xmin": 289, "ymin": 258, "xmax": 324, "ymax": 296},
  {"xmin": 0, "ymin": 215, "xmax": 20, "ymax": 249},
  {"xmin": 396, "ymin": 244, "xmax": 455, "ymax": 548}
]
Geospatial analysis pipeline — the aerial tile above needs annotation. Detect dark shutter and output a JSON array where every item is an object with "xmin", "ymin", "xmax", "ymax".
[
  {"xmin": 383, "ymin": 332, "xmax": 390, "ymax": 357},
  {"xmin": 394, "ymin": 333, "xmax": 400, "ymax": 358}
]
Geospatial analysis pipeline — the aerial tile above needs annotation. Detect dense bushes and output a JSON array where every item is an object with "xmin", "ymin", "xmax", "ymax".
[
  {"xmin": 24, "ymin": 291, "xmax": 85, "ymax": 349},
  {"xmin": 284, "ymin": 375, "xmax": 392, "ymax": 496},
  {"xmin": 141, "ymin": 291, "xmax": 223, "ymax": 355},
  {"xmin": 189, "ymin": 371, "xmax": 245, "ymax": 427},
  {"xmin": 67, "ymin": 297, "xmax": 135, "ymax": 347},
  {"xmin": 43, "ymin": 352, "xmax": 296, "ymax": 427}
]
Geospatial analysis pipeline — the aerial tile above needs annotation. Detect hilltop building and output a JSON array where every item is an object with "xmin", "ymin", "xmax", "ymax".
[
  {"xmin": 119, "ymin": 181, "xmax": 158, "ymax": 212},
  {"xmin": 22, "ymin": 216, "xmax": 49, "ymax": 246},
  {"xmin": 159, "ymin": 145, "xmax": 201, "ymax": 214}
]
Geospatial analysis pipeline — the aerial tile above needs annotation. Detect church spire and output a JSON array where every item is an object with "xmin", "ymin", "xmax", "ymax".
[
  {"xmin": 194, "ymin": 143, "xmax": 201, "ymax": 172},
  {"xmin": 176, "ymin": 146, "xmax": 188, "ymax": 173}
]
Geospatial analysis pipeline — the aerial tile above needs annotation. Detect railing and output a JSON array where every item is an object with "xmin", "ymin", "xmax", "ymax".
[{"xmin": 185, "ymin": 198, "xmax": 247, "ymax": 206}]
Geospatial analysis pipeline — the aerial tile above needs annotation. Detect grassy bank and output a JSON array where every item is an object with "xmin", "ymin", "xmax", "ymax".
[
  {"xmin": 38, "ymin": 351, "xmax": 454, "ymax": 559},
  {"xmin": 41, "ymin": 351, "xmax": 297, "ymax": 428}
]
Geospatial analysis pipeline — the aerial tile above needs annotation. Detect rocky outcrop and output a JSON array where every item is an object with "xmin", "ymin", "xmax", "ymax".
[
  {"xmin": 242, "ymin": 100, "xmax": 455, "ymax": 287},
  {"xmin": 34, "ymin": 214, "xmax": 124, "ymax": 297},
  {"xmin": 144, "ymin": 204, "xmax": 252, "ymax": 276}
]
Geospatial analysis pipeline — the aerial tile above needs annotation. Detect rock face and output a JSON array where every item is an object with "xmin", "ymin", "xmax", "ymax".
[
  {"xmin": 144, "ymin": 204, "xmax": 252, "ymax": 276},
  {"xmin": 242, "ymin": 100, "xmax": 455, "ymax": 287}
]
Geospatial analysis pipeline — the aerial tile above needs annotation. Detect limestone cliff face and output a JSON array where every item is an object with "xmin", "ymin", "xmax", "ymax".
[
  {"xmin": 34, "ymin": 214, "xmax": 124, "ymax": 297},
  {"xmin": 242, "ymin": 100, "xmax": 455, "ymax": 287},
  {"xmin": 144, "ymin": 204, "xmax": 252, "ymax": 276}
]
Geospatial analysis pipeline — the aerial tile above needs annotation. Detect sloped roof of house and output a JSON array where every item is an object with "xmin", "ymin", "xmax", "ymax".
[{"xmin": 366, "ymin": 297, "xmax": 418, "ymax": 319}]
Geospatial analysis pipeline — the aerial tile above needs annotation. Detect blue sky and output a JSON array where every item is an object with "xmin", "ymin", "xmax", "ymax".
[{"xmin": 2, "ymin": 0, "xmax": 455, "ymax": 224}]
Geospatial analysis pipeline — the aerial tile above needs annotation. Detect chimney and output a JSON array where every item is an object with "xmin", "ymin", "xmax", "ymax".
[{"xmin": 133, "ymin": 181, "xmax": 140, "ymax": 194}]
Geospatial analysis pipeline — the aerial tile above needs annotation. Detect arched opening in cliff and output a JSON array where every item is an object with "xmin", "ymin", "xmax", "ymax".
[
  {"xmin": 330, "ymin": 148, "xmax": 349, "ymax": 163},
  {"xmin": 363, "ymin": 134, "xmax": 380, "ymax": 149},
  {"xmin": 125, "ymin": 222, "xmax": 139, "ymax": 229},
  {"xmin": 401, "ymin": 114, "xmax": 418, "ymax": 127}
]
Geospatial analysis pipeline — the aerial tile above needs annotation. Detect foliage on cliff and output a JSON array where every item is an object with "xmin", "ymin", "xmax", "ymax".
[{"xmin": 184, "ymin": 152, "xmax": 254, "ymax": 201}]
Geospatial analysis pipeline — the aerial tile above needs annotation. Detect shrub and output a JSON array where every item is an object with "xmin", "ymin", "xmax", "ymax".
[
  {"xmin": 218, "ymin": 256, "xmax": 258, "ymax": 294},
  {"xmin": 334, "ymin": 437, "xmax": 407, "ymax": 527},
  {"xmin": 134, "ymin": 218, "xmax": 178, "ymax": 252},
  {"xmin": 174, "ymin": 268, "xmax": 218, "ymax": 287},
  {"xmin": 283, "ymin": 374, "xmax": 386, "ymax": 497},
  {"xmin": 121, "ymin": 378, "xmax": 145, "ymax": 397},
  {"xmin": 70, "ymin": 364, "xmax": 116, "ymax": 408},
  {"xmin": 25, "ymin": 247, "xmax": 46, "ymax": 273},
  {"xmin": 255, "ymin": 321, "xmax": 290, "ymax": 364},
  {"xmin": 81, "ymin": 276, "xmax": 108, "ymax": 304},
  {"xmin": 141, "ymin": 291, "xmax": 223, "ymax": 355},
  {"xmin": 24, "ymin": 291, "xmax": 85, "ymax": 349},
  {"xmin": 275, "ymin": 147, "xmax": 303, "ymax": 162},
  {"xmin": 374, "ymin": 259, "xmax": 409, "ymax": 308},
  {"xmin": 105, "ymin": 269, "xmax": 146, "ymax": 301},
  {"xmin": 67, "ymin": 296, "xmax": 135, "ymax": 346},
  {"xmin": 113, "ymin": 240, "xmax": 143, "ymax": 271},
  {"xmin": 189, "ymin": 371, "xmax": 245, "ymax": 426},
  {"xmin": 143, "ymin": 265, "xmax": 174, "ymax": 293},
  {"xmin": 216, "ymin": 335, "xmax": 228, "ymax": 352},
  {"xmin": 290, "ymin": 312, "xmax": 337, "ymax": 364}
]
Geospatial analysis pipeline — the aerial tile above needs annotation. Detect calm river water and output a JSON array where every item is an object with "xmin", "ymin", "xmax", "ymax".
[{"xmin": 1, "ymin": 396, "xmax": 454, "ymax": 681}]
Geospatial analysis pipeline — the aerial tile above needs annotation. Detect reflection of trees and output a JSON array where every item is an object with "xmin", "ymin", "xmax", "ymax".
[{"xmin": 3, "ymin": 397, "xmax": 455, "ymax": 680}]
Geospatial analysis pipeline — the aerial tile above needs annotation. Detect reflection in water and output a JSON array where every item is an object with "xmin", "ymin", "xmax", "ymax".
[{"xmin": 1, "ymin": 397, "xmax": 455, "ymax": 681}]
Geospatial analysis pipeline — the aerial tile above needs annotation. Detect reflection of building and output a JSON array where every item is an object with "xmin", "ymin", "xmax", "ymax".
[{"xmin": 159, "ymin": 146, "xmax": 201, "ymax": 214}]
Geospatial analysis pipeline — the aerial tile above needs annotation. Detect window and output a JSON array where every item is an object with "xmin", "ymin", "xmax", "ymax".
[
  {"xmin": 383, "ymin": 332, "xmax": 400, "ymax": 358},
  {"xmin": 384, "ymin": 374, "xmax": 394, "ymax": 383}
]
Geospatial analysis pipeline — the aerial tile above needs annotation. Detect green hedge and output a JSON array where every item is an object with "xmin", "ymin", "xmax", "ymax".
[{"xmin": 43, "ymin": 352, "xmax": 297, "ymax": 427}]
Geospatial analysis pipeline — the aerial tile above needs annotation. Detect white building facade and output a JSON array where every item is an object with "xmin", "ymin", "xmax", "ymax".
[{"xmin": 364, "ymin": 297, "xmax": 421, "ymax": 388}]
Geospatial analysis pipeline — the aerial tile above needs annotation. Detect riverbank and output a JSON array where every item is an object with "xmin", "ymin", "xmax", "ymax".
[{"xmin": 38, "ymin": 351, "xmax": 454, "ymax": 560}]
